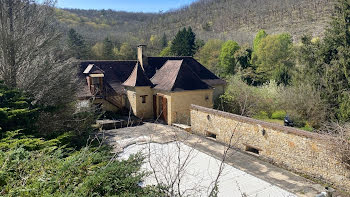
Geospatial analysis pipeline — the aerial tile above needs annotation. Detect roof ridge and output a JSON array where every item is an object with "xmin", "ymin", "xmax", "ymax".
[
  {"xmin": 122, "ymin": 62, "xmax": 153, "ymax": 87},
  {"xmin": 80, "ymin": 60, "xmax": 137, "ymax": 62},
  {"xmin": 148, "ymin": 56, "xmax": 193, "ymax": 58}
]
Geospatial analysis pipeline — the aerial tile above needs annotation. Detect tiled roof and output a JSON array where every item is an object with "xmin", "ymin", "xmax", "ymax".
[
  {"xmin": 122, "ymin": 63, "xmax": 154, "ymax": 87},
  {"xmin": 145, "ymin": 57, "xmax": 226, "ymax": 86},
  {"xmin": 78, "ymin": 57, "xmax": 225, "ymax": 98},
  {"xmin": 151, "ymin": 60, "xmax": 211, "ymax": 91},
  {"xmin": 78, "ymin": 60, "xmax": 137, "ymax": 97}
]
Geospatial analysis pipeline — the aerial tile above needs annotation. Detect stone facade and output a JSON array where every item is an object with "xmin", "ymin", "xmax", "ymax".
[
  {"xmin": 125, "ymin": 86, "xmax": 154, "ymax": 119},
  {"xmin": 190, "ymin": 105, "xmax": 350, "ymax": 191},
  {"xmin": 170, "ymin": 89, "xmax": 213, "ymax": 125},
  {"xmin": 153, "ymin": 89, "xmax": 213, "ymax": 125}
]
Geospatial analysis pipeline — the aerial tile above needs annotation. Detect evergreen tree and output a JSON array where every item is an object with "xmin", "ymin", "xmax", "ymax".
[
  {"xmin": 320, "ymin": 0, "xmax": 350, "ymax": 120},
  {"xmin": 170, "ymin": 27, "xmax": 196, "ymax": 56},
  {"xmin": 102, "ymin": 37, "xmax": 114, "ymax": 60},
  {"xmin": 161, "ymin": 33, "xmax": 168, "ymax": 48},
  {"xmin": 67, "ymin": 29, "xmax": 89, "ymax": 59},
  {"xmin": 295, "ymin": 0, "xmax": 350, "ymax": 121}
]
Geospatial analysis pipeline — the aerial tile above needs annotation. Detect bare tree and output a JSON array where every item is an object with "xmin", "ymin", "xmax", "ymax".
[
  {"xmin": 0, "ymin": 0, "xmax": 77, "ymax": 106},
  {"xmin": 319, "ymin": 122, "xmax": 350, "ymax": 169}
]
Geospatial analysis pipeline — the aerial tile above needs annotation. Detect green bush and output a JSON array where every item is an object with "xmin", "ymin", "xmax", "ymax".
[
  {"xmin": 253, "ymin": 111, "xmax": 269, "ymax": 119},
  {"xmin": 0, "ymin": 82, "xmax": 160, "ymax": 197},
  {"xmin": 339, "ymin": 91, "xmax": 350, "ymax": 121},
  {"xmin": 271, "ymin": 110, "xmax": 286, "ymax": 120},
  {"xmin": 0, "ymin": 82, "xmax": 39, "ymax": 133},
  {"xmin": 300, "ymin": 122, "xmax": 314, "ymax": 132},
  {"xmin": 0, "ymin": 145, "xmax": 159, "ymax": 196}
]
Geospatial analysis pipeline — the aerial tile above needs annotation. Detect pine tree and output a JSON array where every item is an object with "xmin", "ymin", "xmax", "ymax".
[
  {"xmin": 170, "ymin": 27, "xmax": 196, "ymax": 56},
  {"xmin": 102, "ymin": 37, "xmax": 114, "ymax": 60},
  {"xmin": 67, "ymin": 29, "xmax": 89, "ymax": 59},
  {"xmin": 161, "ymin": 33, "xmax": 168, "ymax": 48},
  {"xmin": 320, "ymin": 0, "xmax": 350, "ymax": 120}
]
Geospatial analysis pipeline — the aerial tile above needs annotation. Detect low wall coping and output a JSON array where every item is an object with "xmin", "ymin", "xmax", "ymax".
[{"xmin": 191, "ymin": 105, "xmax": 328, "ymax": 140}]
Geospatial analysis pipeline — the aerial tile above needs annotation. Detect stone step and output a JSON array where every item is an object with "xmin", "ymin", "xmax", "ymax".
[
  {"xmin": 96, "ymin": 117, "xmax": 143, "ymax": 130},
  {"xmin": 172, "ymin": 123, "xmax": 191, "ymax": 132}
]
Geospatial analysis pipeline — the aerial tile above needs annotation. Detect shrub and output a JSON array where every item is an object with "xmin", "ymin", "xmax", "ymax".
[
  {"xmin": 219, "ymin": 75, "xmax": 281, "ymax": 117},
  {"xmin": 271, "ymin": 110, "xmax": 286, "ymax": 120},
  {"xmin": 338, "ymin": 91, "xmax": 350, "ymax": 122},
  {"xmin": 253, "ymin": 111, "xmax": 269, "ymax": 119},
  {"xmin": 0, "ymin": 82, "xmax": 39, "ymax": 133},
  {"xmin": 0, "ymin": 145, "xmax": 158, "ymax": 196},
  {"xmin": 219, "ymin": 75, "xmax": 259, "ymax": 116},
  {"xmin": 279, "ymin": 82, "xmax": 326, "ymax": 128}
]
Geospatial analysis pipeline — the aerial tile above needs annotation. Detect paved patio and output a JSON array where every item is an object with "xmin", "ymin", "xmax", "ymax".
[{"xmin": 99, "ymin": 122, "xmax": 326, "ymax": 197}]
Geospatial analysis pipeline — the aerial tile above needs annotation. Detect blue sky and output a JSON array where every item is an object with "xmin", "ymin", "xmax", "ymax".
[{"xmin": 53, "ymin": 0, "xmax": 197, "ymax": 13}]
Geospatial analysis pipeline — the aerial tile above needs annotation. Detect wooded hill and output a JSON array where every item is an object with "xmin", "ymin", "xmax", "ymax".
[{"xmin": 57, "ymin": 0, "xmax": 335, "ymax": 45}]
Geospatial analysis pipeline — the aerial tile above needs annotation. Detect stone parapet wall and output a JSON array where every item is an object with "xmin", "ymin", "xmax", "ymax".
[{"xmin": 190, "ymin": 105, "xmax": 350, "ymax": 191}]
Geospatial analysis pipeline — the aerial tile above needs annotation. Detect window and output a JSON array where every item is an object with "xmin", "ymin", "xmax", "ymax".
[
  {"xmin": 245, "ymin": 145, "xmax": 260, "ymax": 155},
  {"xmin": 140, "ymin": 95, "xmax": 148, "ymax": 103},
  {"xmin": 206, "ymin": 131, "xmax": 217, "ymax": 140},
  {"xmin": 92, "ymin": 77, "xmax": 100, "ymax": 85}
]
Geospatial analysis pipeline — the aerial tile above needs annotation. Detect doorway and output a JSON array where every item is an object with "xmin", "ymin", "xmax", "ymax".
[{"xmin": 155, "ymin": 95, "xmax": 168, "ymax": 123}]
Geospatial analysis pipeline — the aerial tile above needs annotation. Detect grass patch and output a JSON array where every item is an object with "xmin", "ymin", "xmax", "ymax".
[
  {"xmin": 271, "ymin": 110, "xmax": 286, "ymax": 120},
  {"xmin": 257, "ymin": 118, "xmax": 284, "ymax": 125}
]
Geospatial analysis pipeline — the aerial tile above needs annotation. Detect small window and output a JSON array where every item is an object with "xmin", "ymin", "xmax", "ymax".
[
  {"xmin": 205, "ymin": 95, "xmax": 209, "ymax": 101},
  {"xmin": 206, "ymin": 131, "xmax": 217, "ymax": 140},
  {"xmin": 140, "ymin": 95, "xmax": 148, "ymax": 103},
  {"xmin": 92, "ymin": 77, "xmax": 100, "ymax": 85},
  {"xmin": 246, "ymin": 145, "xmax": 260, "ymax": 155}
]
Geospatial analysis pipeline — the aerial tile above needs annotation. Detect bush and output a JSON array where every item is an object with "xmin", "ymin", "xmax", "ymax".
[
  {"xmin": 253, "ymin": 111, "xmax": 269, "ymax": 119},
  {"xmin": 219, "ymin": 75, "xmax": 259, "ymax": 116},
  {"xmin": 0, "ymin": 145, "xmax": 158, "ymax": 196},
  {"xmin": 279, "ymin": 82, "xmax": 326, "ymax": 128},
  {"xmin": 220, "ymin": 76, "xmax": 324, "ymax": 129},
  {"xmin": 0, "ymin": 82, "xmax": 39, "ymax": 133},
  {"xmin": 0, "ymin": 82, "xmax": 160, "ymax": 196},
  {"xmin": 338, "ymin": 91, "xmax": 350, "ymax": 122},
  {"xmin": 271, "ymin": 110, "xmax": 286, "ymax": 120},
  {"xmin": 219, "ymin": 75, "xmax": 281, "ymax": 117}
]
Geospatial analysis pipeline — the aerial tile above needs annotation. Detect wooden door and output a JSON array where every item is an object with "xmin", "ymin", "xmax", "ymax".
[
  {"xmin": 153, "ymin": 95, "xmax": 157, "ymax": 119},
  {"xmin": 162, "ymin": 96, "xmax": 168, "ymax": 123}
]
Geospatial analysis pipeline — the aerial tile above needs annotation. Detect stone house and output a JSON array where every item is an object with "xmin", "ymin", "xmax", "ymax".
[{"xmin": 78, "ymin": 45, "xmax": 226, "ymax": 125}]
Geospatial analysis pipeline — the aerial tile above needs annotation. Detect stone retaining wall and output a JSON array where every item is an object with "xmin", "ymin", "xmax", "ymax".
[{"xmin": 190, "ymin": 105, "xmax": 350, "ymax": 191}]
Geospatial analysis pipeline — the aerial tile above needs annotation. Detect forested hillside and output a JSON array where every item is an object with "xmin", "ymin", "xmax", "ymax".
[{"xmin": 57, "ymin": 0, "xmax": 334, "ymax": 45}]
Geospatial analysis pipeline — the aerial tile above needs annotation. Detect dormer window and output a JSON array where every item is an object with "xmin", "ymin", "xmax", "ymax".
[
  {"xmin": 92, "ymin": 77, "xmax": 100, "ymax": 85},
  {"xmin": 89, "ymin": 73, "xmax": 104, "ymax": 96}
]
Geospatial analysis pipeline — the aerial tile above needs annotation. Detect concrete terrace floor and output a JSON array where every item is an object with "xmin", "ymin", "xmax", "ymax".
[{"xmin": 99, "ymin": 122, "xmax": 326, "ymax": 197}]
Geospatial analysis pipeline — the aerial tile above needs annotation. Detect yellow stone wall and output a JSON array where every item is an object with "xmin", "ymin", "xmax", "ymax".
[
  {"xmin": 170, "ymin": 89, "xmax": 213, "ymax": 125},
  {"xmin": 125, "ymin": 86, "xmax": 154, "ymax": 119},
  {"xmin": 190, "ymin": 105, "xmax": 350, "ymax": 192},
  {"xmin": 126, "ymin": 87, "xmax": 137, "ymax": 115}
]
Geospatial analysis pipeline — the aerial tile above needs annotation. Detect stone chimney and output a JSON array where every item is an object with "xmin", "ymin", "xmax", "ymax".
[{"xmin": 137, "ymin": 45, "xmax": 148, "ymax": 71}]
